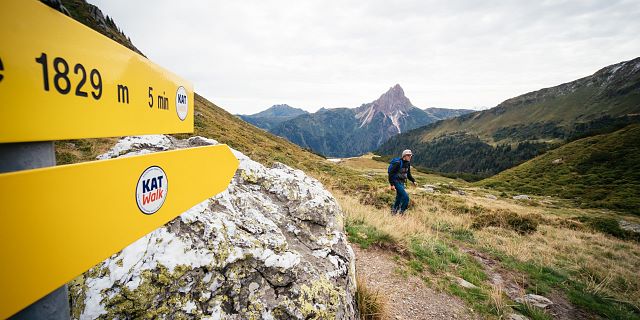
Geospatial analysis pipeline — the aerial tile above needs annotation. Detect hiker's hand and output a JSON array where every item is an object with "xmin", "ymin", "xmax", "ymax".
[
  {"xmin": 390, "ymin": 185, "xmax": 395, "ymax": 191},
  {"xmin": 412, "ymin": 181, "xmax": 417, "ymax": 187}
]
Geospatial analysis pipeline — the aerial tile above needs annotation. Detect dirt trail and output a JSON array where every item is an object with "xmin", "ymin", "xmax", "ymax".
[{"xmin": 354, "ymin": 246, "xmax": 479, "ymax": 320}]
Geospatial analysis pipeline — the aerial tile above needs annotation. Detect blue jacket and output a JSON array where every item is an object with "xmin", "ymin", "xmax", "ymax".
[{"xmin": 388, "ymin": 159, "xmax": 415, "ymax": 185}]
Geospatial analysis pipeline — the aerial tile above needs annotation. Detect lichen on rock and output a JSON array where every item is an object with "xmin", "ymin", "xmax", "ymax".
[{"xmin": 70, "ymin": 135, "xmax": 357, "ymax": 319}]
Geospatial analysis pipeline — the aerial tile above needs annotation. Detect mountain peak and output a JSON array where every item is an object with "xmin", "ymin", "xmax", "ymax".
[
  {"xmin": 389, "ymin": 83, "xmax": 404, "ymax": 94},
  {"xmin": 355, "ymin": 84, "xmax": 415, "ymax": 131},
  {"xmin": 365, "ymin": 84, "xmax": 413, "ymax": 115},
  {"xmin": 378, "ymin": 84, "xmax": 406, "ymax": 103}
]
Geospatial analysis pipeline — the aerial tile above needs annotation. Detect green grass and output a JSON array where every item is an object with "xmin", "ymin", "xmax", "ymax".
[
  {"xmin": 447, "ymin": 283, "xmax": 492, "ymax": 315},
  {"xmin": 513, "ymin": 303, "xmax": 553, "ymax": 320},
  {"xmin": 345, "ymin": 220, "xmax": 397, "ymax": 250},
  {"xmin": 490, "ymin": 249, "xmax": 640, "ymax": 319},
  {"xmin": 404, "ymin": 237, "xmax": 501, "ymax": 315}
]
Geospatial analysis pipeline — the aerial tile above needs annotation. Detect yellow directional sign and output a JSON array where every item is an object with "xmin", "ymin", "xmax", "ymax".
[
  {"xmin": 0, "ymin": 0, "xmax": 194, "ymax": 143},
  {"xmin": 0, "ymin": 145, "xmax": 239, "ymax": 319}
]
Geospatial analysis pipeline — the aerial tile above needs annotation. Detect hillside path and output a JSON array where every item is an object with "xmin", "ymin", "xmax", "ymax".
[{"xmin": 354, "ymin": 246, "xmax": 479, "ymax": 320}]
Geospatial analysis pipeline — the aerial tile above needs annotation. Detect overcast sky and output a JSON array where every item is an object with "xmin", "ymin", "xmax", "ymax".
[{"xmin": 90, "ymin": 0, "xmax": 640, "ymax": 114}]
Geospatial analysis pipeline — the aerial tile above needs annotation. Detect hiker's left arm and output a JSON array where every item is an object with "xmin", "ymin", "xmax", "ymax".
[{"xmin": 408, "ymin": 167, "xmax": 416, "ymax": 186}]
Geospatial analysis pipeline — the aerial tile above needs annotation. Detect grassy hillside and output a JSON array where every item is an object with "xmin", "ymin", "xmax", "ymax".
[
  {"xmin": 416, "ymin": 57, "xmax": 640, "ymax": 143},
  {"xmin": 481, "ymin": 124, "xmax": 640, "ymax": 215},
  {"xmin": 377, "ymin": 57, "xmax": 640, "ymax": 175},
  {"xmin": 59, "ymin": 0, "xmax": 144, "ymax": 56}
]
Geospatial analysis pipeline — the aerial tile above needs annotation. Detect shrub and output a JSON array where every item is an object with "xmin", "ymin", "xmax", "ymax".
[
  {"xmin": 578, "ymin": 216, "xmax": 640, "ymax": 242},
  {"xmin": 471, "ymin": 210, "xmax": 539, "ymax": 235},
  {"xmin": 506, "ymin": 213, "xmax": 540, "ymax": 235}
]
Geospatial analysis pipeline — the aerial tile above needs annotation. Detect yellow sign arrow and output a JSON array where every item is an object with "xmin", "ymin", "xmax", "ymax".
[
  {"xmin": 0, "ymin": 145, "xmax": 239, "ymax": 319},
  {"xmin": 0, "ymin": 0, "xmax": 194, "ymax": 143}
]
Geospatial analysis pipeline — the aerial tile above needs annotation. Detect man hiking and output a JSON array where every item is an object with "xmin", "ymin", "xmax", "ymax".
[{"xmin": 388, "ymin": 149, "xmax": 417, "ymax": 215}]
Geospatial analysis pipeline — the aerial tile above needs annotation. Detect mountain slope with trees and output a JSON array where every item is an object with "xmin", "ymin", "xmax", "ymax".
[
  {"xmin": 481, "ymin": 124, "xmax": 640, "ymax": 214},
  {"xmin": 378, "ymin": 57, "xmax": 640, "ymax": 175}
]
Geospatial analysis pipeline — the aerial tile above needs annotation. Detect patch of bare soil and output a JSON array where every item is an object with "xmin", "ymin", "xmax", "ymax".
[{"xmin": 354, "ymin": 246, "xmax": 479, "ymax": 320}]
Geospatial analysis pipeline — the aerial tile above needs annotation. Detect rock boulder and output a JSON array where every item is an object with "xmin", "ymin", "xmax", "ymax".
[{"xmin": 70, "ymin": 135, "xmax": 357, "ymax": 319}]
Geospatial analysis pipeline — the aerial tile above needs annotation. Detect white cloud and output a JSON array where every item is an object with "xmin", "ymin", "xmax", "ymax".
[{"xmin": 89, "ymin": 0, "xmax": 640, "ymax": 114}]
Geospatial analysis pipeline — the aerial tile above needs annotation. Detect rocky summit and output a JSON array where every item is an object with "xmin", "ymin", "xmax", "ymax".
[
  {"xmin": 355, "ymin": 84, "xmax": 414, "ymax": 131},
  {"xmin": 70, "ymin": 135, "xmax": 357, "ymax": 319}
]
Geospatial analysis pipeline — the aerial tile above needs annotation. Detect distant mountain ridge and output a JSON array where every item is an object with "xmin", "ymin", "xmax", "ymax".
[
  {"xmin": 270, "ymin": 84, "xmax": 437, "ymax": 157},
  {"xmin": 238, "ymin": 104, "xmax": 308, "ymax": 130},
  {"xmin": 377, "ymin": 57, "xmax": 640, "ymax": 176},
  {"xmin": 243, "ymin": 85, "xmax": 473, "ymax": 157}
]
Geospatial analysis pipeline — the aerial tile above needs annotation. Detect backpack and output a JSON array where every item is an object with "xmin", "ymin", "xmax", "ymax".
[{"xmin": 387, "ymin": 157, "xmax": 403, "ymax": 175}]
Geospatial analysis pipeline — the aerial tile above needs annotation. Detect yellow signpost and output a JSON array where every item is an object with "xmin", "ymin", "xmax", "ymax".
[
  {"xmin": 0, "ymin": 0, "xmax": 194, "ymax": 143},
  {"xmin": 0, "ymin": 1, "xmax": 241, "ymax": 318},
  {"xmin": 0, "ymin": 145, "xmax": 239, "ymax": 319}
]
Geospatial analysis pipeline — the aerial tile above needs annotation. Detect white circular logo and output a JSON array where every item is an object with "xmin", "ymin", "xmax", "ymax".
[
  {"xmin": 176, "ymin": 86, "xmax": 188, "ymax": 121},
  {"xmin": 136, "ymin": 166, "xmax": 168, "ymax": 215}
]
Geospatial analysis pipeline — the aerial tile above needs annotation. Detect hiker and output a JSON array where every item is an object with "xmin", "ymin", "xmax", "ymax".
[{"xmin": 388, "ymin": 149, "xmax": 417, "ymax": 215}]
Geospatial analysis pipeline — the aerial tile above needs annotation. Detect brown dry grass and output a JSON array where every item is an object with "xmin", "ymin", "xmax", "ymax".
[
  {"xmin": 334, "ymin": 172, "xmax": 640, "ymax": 313},
  {"xmin": 356, "ymin": 275, "xmax": 389, "ymax": 320}
]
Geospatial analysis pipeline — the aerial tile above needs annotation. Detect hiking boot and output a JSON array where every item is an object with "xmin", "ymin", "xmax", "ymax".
[{"xmin": 391, "ymin": 208, "xmax": 398, "ymax": 215}]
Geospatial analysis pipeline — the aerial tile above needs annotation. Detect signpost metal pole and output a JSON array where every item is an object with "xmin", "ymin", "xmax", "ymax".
[{"xmin": 0, "ymin": 142, "xmax": 70, "ymax": 319}]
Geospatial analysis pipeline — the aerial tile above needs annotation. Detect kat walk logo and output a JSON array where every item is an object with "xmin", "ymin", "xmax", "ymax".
[
  {"xmin": 176, "ymin": 86, "xmax": 188, "ymax": 121},
  {"xmin": 136, "ymin": 166, "xmax": 168, "ymax": 214}
]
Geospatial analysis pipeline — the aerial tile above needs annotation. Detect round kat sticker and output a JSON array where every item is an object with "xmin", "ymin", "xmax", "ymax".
[
  {"xmin": 176, "ymin": 86, "xmax": 188, "ymax": 121},
  {"xmin": 136, "ymin": 166, "xmax": 168, "ymax": 215}
]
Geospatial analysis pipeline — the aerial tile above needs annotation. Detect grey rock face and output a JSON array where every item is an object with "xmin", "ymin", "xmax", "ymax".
[
  {"xmin": 454, "ymin": 277, "xmax": 477, "ymax": 289},
  {"xmin": 417, "ymin": 187, "xmax": 435, "ymax": 193},
  {"xmin": 70, "ymin": 135, "xmax": 357, "ymax": 319},
  {"xmin": 515, "ymin": 294, "xmax": 554, "ymax": 309},
  {"xmin": 620, "ymin": 220, "xmax": 640, "ymax": 234},
  {"xmin": 507, "ymin": 313, "xmax": 530, "ymax": 320}
]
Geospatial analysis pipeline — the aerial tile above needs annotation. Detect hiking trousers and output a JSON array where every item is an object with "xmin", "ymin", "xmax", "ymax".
[{"xmin": 392, "ymin": 181, "xmax": 409, "ymax": 213}]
